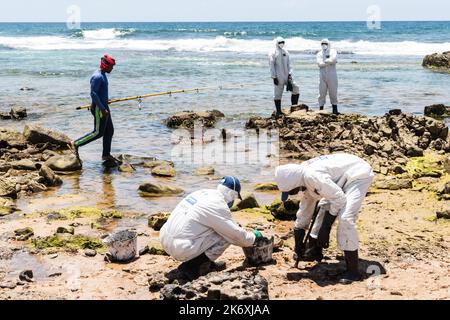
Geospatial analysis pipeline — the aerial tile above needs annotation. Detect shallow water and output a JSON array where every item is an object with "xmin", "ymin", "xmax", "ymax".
[{"xmin": 1, "ymin": 22, "xmax": 449, "ymax": 213}]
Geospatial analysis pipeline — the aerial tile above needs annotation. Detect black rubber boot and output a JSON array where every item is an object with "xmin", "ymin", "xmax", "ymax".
[
  {"xmin": 319, "ymin": 106, "xmax": 324, "ymax": 111},
  {"xmin": 332, "ymin": 105, "xmax": 340, "ymax": 115},
  {"xmin": 339, "ymin": 250, "xmax": 361, "ymax": 284},
  {"xmin": 274, "ymin": 100, "xmax": 283, "ymax": 117},
  {"xmin": 293, "ymin": 228, "xmax": 306, "ymax": 260},
  {"xmin": 317, "ymin": 211, "xmax": 337, "ymax": 249},
  {"xmin": 302, "ymin": 236, "xmax": 324, "ymax": 262},
  {"xmin": 291, "ymin": 94, "xmax": 299, "ymax": 106},
  {"xmin": 178, "ymin": 253, "xmax": 212, "ymax": 281}
]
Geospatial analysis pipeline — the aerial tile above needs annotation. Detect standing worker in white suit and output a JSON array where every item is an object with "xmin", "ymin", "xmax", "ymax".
[
  {"xmin": 269, "ymin": 37, "xmax": 300, "ymax": 117},
  {"xmin": 274, "ymin": 154, "xmax": 374, "ymax": 284},
  {"xmin": 160, "ymin": 176, "xmax": 262, "ymax": 281},
  {"xmin": 316, "ymin": 39, "xmax": 339, "ymax": 114}
]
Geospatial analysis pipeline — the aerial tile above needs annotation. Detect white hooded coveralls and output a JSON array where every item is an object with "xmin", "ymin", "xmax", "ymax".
[
  {"xmin": 160, "ymin": 189, "xmax": 255, "ymax": 262},
  {"xmin": 269, "ymin": 37, "xmax": 300, "ymax": 100},
  {"xmin": 275, "ymin": 154, "xmax": 374, "ymax": 251},
  {"xmin": 317, "ymin": 39, "xmax": 338, "ymax": 106}
]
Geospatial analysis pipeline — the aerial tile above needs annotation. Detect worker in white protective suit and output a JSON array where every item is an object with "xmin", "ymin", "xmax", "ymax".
[
  {"xmin": 316, "ymin": 39, "xmax": 339, "ymax": 114},
  {"xmin": 160, "ymin": 176, "xmax": 262, "ymax": 281},
  {"xmin": 274, "ymin": 154, "xmax": 374, "ymax": 284},
  {"xmin": 269, "ymin": 37, "xmax": 300, "ymax": 117}
]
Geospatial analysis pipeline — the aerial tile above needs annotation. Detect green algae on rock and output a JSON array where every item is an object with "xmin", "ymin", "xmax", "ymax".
[{"xmin": 33, "ymin": 234, "xmax": 104, "ymax": 251}]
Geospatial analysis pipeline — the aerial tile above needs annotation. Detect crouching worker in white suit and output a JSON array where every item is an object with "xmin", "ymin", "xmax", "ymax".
[
  {"xmin": 275, "ymin": 154, "xmax": 374, "ymax": 284},
  {"xmin": 160, "ymin": 176, "xmax": 262, "ymax": 281}
]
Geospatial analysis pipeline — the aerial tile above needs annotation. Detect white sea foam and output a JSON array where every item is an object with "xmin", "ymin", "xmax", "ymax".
[
  {"xmin": 0, "ymin": 35, "xmax": 448, "ymax": 56},
  {"xmin": 82, "ymin": 28, "xmax": 136, "ymax": 40}
]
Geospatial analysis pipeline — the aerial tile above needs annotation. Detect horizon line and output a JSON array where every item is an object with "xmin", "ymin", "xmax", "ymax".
[{"xmin": 0, "ymin": 19, "xmax": 449, "ymax": 23}]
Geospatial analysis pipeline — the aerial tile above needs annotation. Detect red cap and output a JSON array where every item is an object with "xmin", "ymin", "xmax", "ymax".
[{"xmin": 100, "ymin": 54, "xmax": 116, "ymax": 71}]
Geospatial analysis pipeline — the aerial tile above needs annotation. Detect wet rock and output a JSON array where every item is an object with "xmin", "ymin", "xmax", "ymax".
[
  {"xmin": 290, "ymin": 104, "xmax": 309, "ymax": 113},
  {"xmin": 254, "ymin": 182, "xmax": 278, "ymax": 191},
  {"xmin": 56, "ymin": 226, "xmax": 75, "ymax": 235},
  {"xmin": 160, "ymin": 271, "xmax": 269, "ymax": 300},
  {"xmin": 11, "ymin": 159, "xmax": 37, "ymax": 170},
  {"xmin": 10, "ymin": 106, "xmax": 27, "ymax": 120},
  {"xmin": 84, "ymin": 249, "xmax": 97, "ymax": 257},
  {"xmin": 19, "ymin": 270, "xmax": 34, "ymax": 282},
  {"xmin": 423, "ymin": 51, "xmax": 450, "ymax": 71},
  {"xmin": 148, "ymin": 246, "xmax": 167, "ymax": 256},
  {"xmin": 142, "ymin": 159, "xmax": 174, "ymax": 169},
  {"xmin": 194, "ymin": 166, "xmax": 215, "ymax": 176},
  {"xmin": 118, "ymin": 163, "xmax": 135, "ymax": 173},
  {"xmin": 0, "ymin": 112, "xmax": 12, "ymax": 120},
  {"xmin": 388, "ymin": 109, "xmax": 402, "ymax": 116},
  {"xmin": 139, "ymin": 182, "xmax": 183, "ymax": 197},
  {"xmin": 151, "ymin": 163, "xmax": 176, "ymax": 177},
  {"xmin": 45, "ymin": 154, "xmax": 82, "ymax": 172},
  {"xmin": 269, "ymin": 199, "xmax": 300, "ymax": 220},
  {"xmin": 20, "ymin": 87, "xmax": 34, "ymax": 91},
  {"xmin": 231, "ymin": 193, "xmax": 259, "ymax": 211},
  {"xmin": 405, "ymin": 145, "xmax": 424, "ymax": 157},
  {"xmin": 373, "ymin": 176, "xmax": 413, "ymax": 190},
  {"xmin": 23, "ymin": 125, "xmax": 72, "ymax": 149},
  {"xmin": 165, "ymin": 110, "xmax": 225, "ymax": 129},
  {"xmin": 148, "ymin": 212, "xmax": 170, "ymax": 231},
  {"xmin": 38, "ymin": 164, "xmax": 63, "ymax": 186},
  {"xmin": 436, "ymin": 210, "xmax": 450, "ymax": 220},
  {"xmin": 14, "ymin": 227, "xmax": 34, "ymax": 241},
  {"xmin": 424, "ymin": 104, "xmax": 450, "ymax": 118}
]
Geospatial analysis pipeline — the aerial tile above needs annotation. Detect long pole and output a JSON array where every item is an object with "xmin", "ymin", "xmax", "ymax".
[{"xmin": 76, "ymin": 82, "xmax": 265, "ymax": 110}]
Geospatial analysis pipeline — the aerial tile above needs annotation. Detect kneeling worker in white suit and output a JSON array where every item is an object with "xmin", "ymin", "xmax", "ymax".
[
  {"xmin": 160, "ymin": 176, "xmax": 262, "ymax": 280},
  {"xmin": 275, "ymin": 154, "xmax": 374, "ymax": 284}
]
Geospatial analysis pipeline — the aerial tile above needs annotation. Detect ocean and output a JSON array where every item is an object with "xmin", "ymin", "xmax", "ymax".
[{"xmin": 0, "ymin": 21, "xmax": 449, "ymax": 212}]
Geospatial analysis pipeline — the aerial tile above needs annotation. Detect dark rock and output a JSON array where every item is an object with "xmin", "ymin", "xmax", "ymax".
[
  {"xmin": 290, "ymin": 104, "xmax": 309, "ymax": 113},
  {"xmin": 38, "ymin": 165, "xmax": 63, "ymax": 186},
  {"xmin": 231, "ymin": 193, "xmax": 259, "ymax": 211},
  {"xmin": 388, "ymin": 109, "xmax": 402, "ymax": 116},
  {"xmin": 165, "ymin": 110, "xmax": 225, "ymax": 129},
  {"xmin": 269, "ymin": 199, "xmax": 300, "ymax": 220},
  {"xmin": 160, "ymin": 271, "xmax": 269, "ymax": 300},
  {"xmin": 23, "ymin": 125, "xmax": 72, "ymax": 149},
  {"xmin": 148, "ymin": 212, "xmax": 170, "ymax": 231},
  {"xmin": 406, "ymin": 145, "xmax": 424, "ymax": 157},
  {"xmin": 0, "ymin": 112, "xmax": 12, "ymax": 120},
  {"xmin": 424, "ymin": 104, "xmax": 449, "ymax": 118},
  {"xmin": 436, "ymin": 210, "xmax": 450, "ymax": 219},
  {"xmin": 423, "ymin": 51, "xmax": 450, "ymax": 70},
  {"xmin": 14, "ymin": 227, "xmax": 34, "ymax": 240},
  {"xmin": 10, "ymin": 107, "xmax": 27, "ymax": 120},
  {"xmin": 56, "ymin": 226, "xmax": 75, "ymax": 235},
  {"xmin": 19, "ymin": 270, "xmax": 34, "ymax": 282},
  {"xmin": 20, "ymin": 87, "xmax": 35, "ymax": 91}
]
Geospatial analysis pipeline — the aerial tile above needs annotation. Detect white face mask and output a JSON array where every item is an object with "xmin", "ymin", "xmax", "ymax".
[
  {"xmin": 321, "ymin": 44, "xmax": 328, "ymax": 50},
  {"xmin": 278, "ymin": 43, "xmax": 285, "ymax": 49},
  {"xmin": 217, "ymin": 184, "xmax": 239, "ymax": 206}
]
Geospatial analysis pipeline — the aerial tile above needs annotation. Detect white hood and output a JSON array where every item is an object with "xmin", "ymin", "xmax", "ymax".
[{"xmin": 275, "ymin": 164, "xmax": 305, "ymax": 192}]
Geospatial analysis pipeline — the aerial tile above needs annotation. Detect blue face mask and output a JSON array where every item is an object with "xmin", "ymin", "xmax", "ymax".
[{"xmin": 227, "ymin": 202, "xmax": 234, "ymax": 209}]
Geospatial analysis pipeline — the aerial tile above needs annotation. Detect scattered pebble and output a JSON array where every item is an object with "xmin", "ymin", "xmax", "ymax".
[
  {"xmin": 84, "ymin": 249, "xmax": 97, "ymax": 257},
  {"xmin": 19, "ymin": 270, "xmax": 34, "ymax": 282}
]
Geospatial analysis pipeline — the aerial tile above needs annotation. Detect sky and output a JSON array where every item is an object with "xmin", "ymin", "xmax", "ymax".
[{"xmin": 0, "ymin": 0, "xmax": 449, "ymax": 22}]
